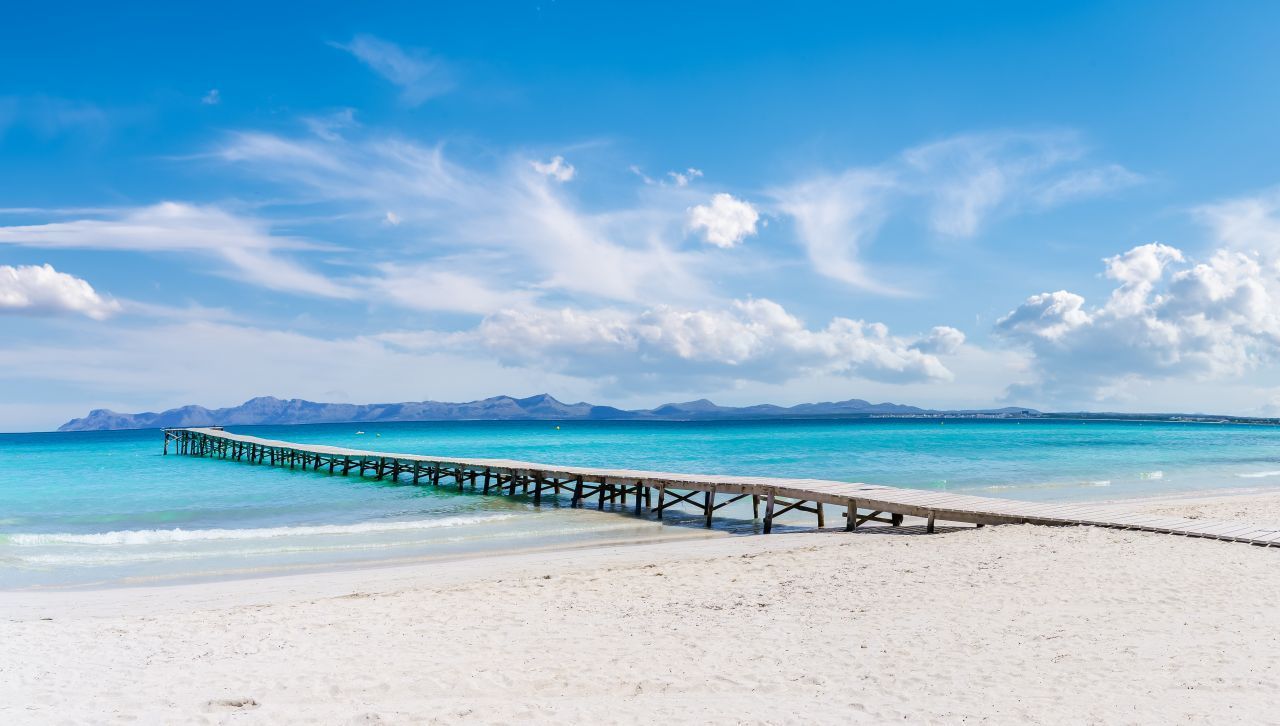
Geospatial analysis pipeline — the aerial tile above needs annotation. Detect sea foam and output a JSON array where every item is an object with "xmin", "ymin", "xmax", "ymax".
[{"xmin": 5, "ymin": 514, "xmax": 517, "ymax": 547}]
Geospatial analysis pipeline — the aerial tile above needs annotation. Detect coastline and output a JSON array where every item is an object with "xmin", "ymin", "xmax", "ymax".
[{"xmin": 3, "ymin": 489, "xmax": 1278, "ymax": 723}]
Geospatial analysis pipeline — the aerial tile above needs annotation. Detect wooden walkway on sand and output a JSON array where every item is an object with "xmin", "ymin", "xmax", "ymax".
[{"xmin": 165, "ymin": 427, "xmax": 1280, "ymax": 546}]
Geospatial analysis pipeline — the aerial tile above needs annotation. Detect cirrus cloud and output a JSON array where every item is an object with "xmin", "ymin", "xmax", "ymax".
[
  {"xmin": 332, "ymin": 35, "xmax": 453, "ymax": 106},
  {"xmin": 773, "ymin": 130, "xmax": 1143, "ymax": 294},
  {"xmin": 0, "ymin": 202, "xmax": 355, "ymax": 299}
]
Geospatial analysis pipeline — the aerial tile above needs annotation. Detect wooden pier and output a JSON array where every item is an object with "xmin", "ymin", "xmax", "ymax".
[{"xmin": 165, "ymin": 427, "xmax": 1280, "ymax": 546}]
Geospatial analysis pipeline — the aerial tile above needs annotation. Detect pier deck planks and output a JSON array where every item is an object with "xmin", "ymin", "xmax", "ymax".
[{"xmin": 164, "ymin": 428, "xmax": 1279, "ymax": 547}]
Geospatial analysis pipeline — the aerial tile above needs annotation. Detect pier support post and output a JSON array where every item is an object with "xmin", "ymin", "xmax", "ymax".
[
  {"xmin": 483, "ymin": 469, "xmax": 492, "ymax": 494},
  {"xmin": 533, "ymin": 473, "xmax": 543, "ymax": 506},
  {"xmin": 927, "ymin": 512, "xmax": 936, "ymax": 533},
  {"xmin": 763, "ymin": 491, "xmax": 776, "ymax": 534},
  {"xmin": 635, "ymin": 484, "xmax": 644, "ymax": 515},
  {"xmin": 655, "ymin": 485, "xmax": 666, "ymax": 519},
  {"xmin": 816, "ymin": 502, "xmax": 825, "ymax": 528},
  {"xmin": 845, "ymin": 499, "xmax": 858, "ymax": 531},
  {"xmin": 704, "ymin": 486, "xmax": 717, "ymax": 528},
  {"xmin": 571, "ymin": 476, "xmax": 583, "ymax": 507}
]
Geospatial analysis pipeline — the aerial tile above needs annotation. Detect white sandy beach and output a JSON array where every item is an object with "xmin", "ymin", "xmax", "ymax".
[{"xmin": 3, "ymin": 492, "xmax": 1279, "ymax": 725}]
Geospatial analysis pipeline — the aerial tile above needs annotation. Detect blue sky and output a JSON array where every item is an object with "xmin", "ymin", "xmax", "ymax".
[{"xmin": 4, "ymin": 1, "xmax": 1280, "ymax": 430}]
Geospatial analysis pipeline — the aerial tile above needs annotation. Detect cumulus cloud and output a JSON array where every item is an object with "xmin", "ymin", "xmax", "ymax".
[
  {"xmin": 994, "ymin": 290, "xmax": 1091, "ymax": 342},
  {"xmin": 332, "ymin": 35, "xmax": 453, "ymax": 106},
  {"xmin": 441, "ymin": 298, "xmax": 959, "ymax": 388},
  {"xmin": 0, "ymin": 202, "xmax": 355, "ymax": 299},
  {"xmin": 996, "ymin": 241, "xmax": 1280, "ymax": 401},
  {"xmin": 531, "ymin": 155, "xmax": 575, "ymax": 182},
  {"xmin": 0, "ymin": 263, "xmax": 119, "ymax": 319},
  {"xmin": 910, "ymin": 326, "xmax": 966, "ymax": 354},
  {"xmin": 774, "ymin": 130, "xmax": 1142, "ymax": 292},
  {"xmin": 686, "ymin": 193, "xmax": 760, "ymax": 248}
]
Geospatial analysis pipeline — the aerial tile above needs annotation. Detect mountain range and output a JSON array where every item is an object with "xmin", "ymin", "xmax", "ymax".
[{"xmin": 57, "ymin": 394, "xmax": 1037, "ymax": 431}]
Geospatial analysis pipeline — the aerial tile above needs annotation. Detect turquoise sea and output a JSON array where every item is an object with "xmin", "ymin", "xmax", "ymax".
[{"xmin": 2, "ymin": 419, "xmax": 1279, "ymax": 589}]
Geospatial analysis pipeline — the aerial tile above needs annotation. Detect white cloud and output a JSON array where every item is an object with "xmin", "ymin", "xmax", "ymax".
[
  {"xmin": 333, "ymin": 35, "xmax": 452, "ymax": 106},
  {"xmin": 304, "ymin": 108, "xmax": 358, "ymax": 141},
  {"xmin": 995, "ymin": 290, "xmax": 1091, "ymax": 342},
  {"xmin": 201, "ymin": 89, "xmax": 220, "ymax": 106},
  {"xmin": 0, "ymin": 263, "xmax": 119, "ymax": 320},
  {"xmin": 359, "ymin": 265, "xmax": 538, "ymax": 315},
  {"xmin": 903, "ymin": 130, "xmax": 1142, "ymax": 237},
  {"xmin": 443, "ymin": 298, "xmax": 958, "ymax": 388},
  {"xmin": 669, "ymin": 168, "xmax": 703, "ymax": 187},
  {"xmin": 1195, "ymin": 186, "xmax": 1280, "ymax": 254},
  {"xmin": 1035, "ymin": 164, "xmax": 1144, "ymax": 207},
  {"xmin": 686, "ymin": 193, "xmax": 760, "ymax": 248},
  {"xmin": 630, "ymin": 166, "xmax": 703, "ymax": 187},
  {"xmin": 910, "ymin": 326, "xmax": 966, "ymax": 354},
  {"xmin": 531, "ymin": 155, "xmax": 575, "ymax": 182},
  {"xmin": 383, "ymin": 211, "xmax": 401, "ymax": 225},
  {"xmin": 996, "ymin": 241, "xmax": 1280, "ymax": 402},
  {"xmin": 773, "ymin": 169, "xmax": 900, "ymax": 294},
  {"xmin": 213, "ymin": 131, "xmax": 709, "ymax": 306},
  {"xmin": 0, "ymin": 202, "xmax": 355, "ymax": 299},
  {"xmin": 774, "ymin": 131, "xmax": 1142, "ymax": 292}
]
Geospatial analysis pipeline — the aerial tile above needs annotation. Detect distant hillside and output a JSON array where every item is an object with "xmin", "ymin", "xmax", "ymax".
[{"xmin": 57, "ymin": 394, "xmax": 1038, "ymax": 431}]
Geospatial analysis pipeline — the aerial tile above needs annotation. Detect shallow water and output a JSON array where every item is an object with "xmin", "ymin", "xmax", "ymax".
[{"xmin": 2, "ymin": 419, "xmax": 1278, "ymax": 588}]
